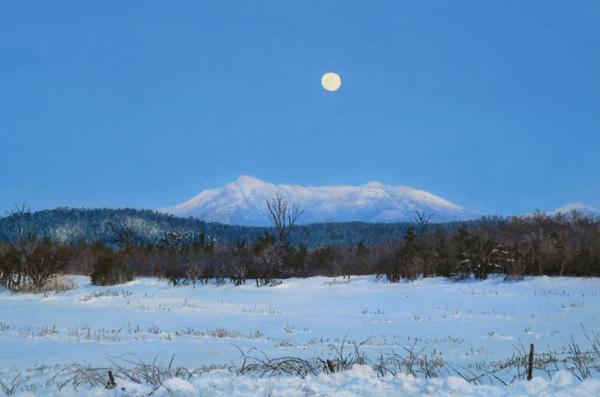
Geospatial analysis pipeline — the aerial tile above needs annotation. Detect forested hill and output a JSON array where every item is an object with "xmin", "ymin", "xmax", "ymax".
[{"xmin": 0, "ymin": 207, "xmax": 455, "ymax": 247}]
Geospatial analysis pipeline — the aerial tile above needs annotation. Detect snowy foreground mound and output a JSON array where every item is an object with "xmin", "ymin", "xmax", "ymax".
[{"xmin": 16, "ymin": 367, "xmax": 600, "ymax": 397}]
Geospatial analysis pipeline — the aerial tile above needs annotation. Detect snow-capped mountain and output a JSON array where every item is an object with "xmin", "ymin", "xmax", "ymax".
[
  {"xmin": 551, "ymin": 203, "xmax": 600, "ymax": 217},
  {"xmin": 161, "ymin": 176, "xmax": 476, "ymax": 226}
]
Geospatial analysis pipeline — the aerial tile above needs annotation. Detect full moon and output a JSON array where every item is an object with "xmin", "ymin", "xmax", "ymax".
[{"xmin": 321, "ymin": 72, "xmax": 341, "ymax": 91}]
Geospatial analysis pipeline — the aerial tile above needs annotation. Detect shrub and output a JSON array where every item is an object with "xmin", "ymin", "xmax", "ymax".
[
  {"xmin": 165, "ymin": 265, "xmax": 187, "ymax": 286},
  {"xmin": 90, "ymin": 250, "xmax": 132, "ymax": 286}
]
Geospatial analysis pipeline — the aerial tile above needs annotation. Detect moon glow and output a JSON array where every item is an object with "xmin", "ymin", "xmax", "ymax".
[{"xmin": 321, "ymin": 72, "xmax": 341, "ymax": 91}]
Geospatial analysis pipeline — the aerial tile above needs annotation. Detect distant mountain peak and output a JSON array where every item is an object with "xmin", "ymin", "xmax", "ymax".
[
  {"xmin": 551, "ymin": 202, "xmax": 600, "ymax": 216},
  {"xmin": 161, "ymin": 176, "xmax": 475, "ymax": 226},
  {"xmin": 361, "ymin": 181, "xmax": 385, "ymax": 189},
  {"xmin": 235, "ymin": 175, "xmax": 265, "ymax": 186}
]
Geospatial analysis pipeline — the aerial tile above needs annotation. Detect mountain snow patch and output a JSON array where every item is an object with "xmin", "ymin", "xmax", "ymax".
[{"xmin": 161, "ymin": 175, "xmax": 475, "ymax": 225}]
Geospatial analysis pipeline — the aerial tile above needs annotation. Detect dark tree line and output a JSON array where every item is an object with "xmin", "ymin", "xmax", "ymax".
[
  {"xmin": 374, "ymin": 211, "xmax": 600, "ymax": 281},
  {"xmin": 73, "ymin": 210, "xmax": 600, "ymax": 286},
  {"xmin": 1, "ymin": 207, "xmax": 599, "ymax": 291}
]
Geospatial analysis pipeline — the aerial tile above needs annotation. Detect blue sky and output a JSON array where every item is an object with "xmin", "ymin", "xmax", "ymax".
[{"xmin": 1, "ymin": 1, "xmax": 599, "ymax": 216}]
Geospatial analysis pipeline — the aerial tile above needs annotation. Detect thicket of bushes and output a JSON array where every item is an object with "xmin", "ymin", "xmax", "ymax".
[
  {"xmin": 1, "ymin": 210, "xmax": 599, "ymax": 291},
  {"xmin": 0, "ymin": 233, "xmax": 72, "ymax": 292}
]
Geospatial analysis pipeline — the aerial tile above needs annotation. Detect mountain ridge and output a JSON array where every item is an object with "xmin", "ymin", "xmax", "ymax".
[
  {"xmin": 0, "ymin": 207, "xmax": 430, "ymax": 248},
  {"xmin": 550, "ymin": 202, "xmax": 600, "ymax": 217},
  {"xmin": 161, "ymin": 175, "xmax": 476, "ymax": 226}
]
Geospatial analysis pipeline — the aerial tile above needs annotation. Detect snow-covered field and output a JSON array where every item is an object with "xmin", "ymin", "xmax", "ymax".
[{"xmin": 1, "ymin": 275, "xmax": 600, "ymax": 396}]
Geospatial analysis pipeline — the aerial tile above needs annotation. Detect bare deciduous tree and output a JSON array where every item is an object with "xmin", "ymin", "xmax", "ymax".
[
  {"xmin": 266, "ymin": 194, "xmax": 303, "ymax": 245},
  {"xmin": 411, "ymin": 210, "xmax": 433, "ymax": 236}
]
